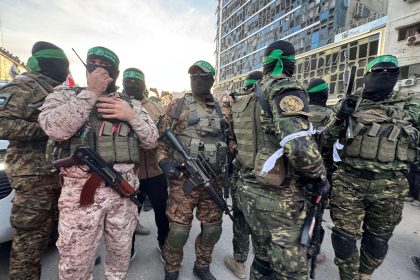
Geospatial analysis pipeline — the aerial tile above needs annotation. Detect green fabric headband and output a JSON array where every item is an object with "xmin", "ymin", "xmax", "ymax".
[
  {"xmin": 244, "ymin": 79, "xmax": 258, "ymax": 86},
  {"xmin": 263, "ymin": 49, "xmax": 296, "ymax": 77},
  {"xmin": 87, "ymin": 47, "xmax": 119, "ymax": 66},
  {"xmin": 193, "ymin": 60, "xmax": 216, "ymax": 76},
  {"xmin": 27, "ymin": 49, "xmax": 67, "ymax": 72},
  {"xmin": 366, "ymin": 55, "xmax": 398, "ymax": 72},
  {"xmin": 123, "ymin": 70, "xmax": 144, "ymax": 81},
  {"xmin": 308, "ymin": 82, "xmax": 328, "ymax": 93}
]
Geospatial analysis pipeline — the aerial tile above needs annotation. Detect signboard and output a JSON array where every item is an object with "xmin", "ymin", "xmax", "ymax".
[{"xmin": 334, "ymin": 16, "xmax": 387, "ymax": 43}]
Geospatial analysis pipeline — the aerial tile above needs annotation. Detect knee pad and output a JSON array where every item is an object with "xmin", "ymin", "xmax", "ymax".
[
  {"xmin": 251, "ymin": 257, "xmax": 273, "ymax": 276},
  {"xmin": 361, "ymin": 231, "xmax": 391, "ymax": 259},
  {"xmin": 331, "ymin": 230, "xmax": 357, "ymax": 260},
  {"xmin": 166, "ymin": 222, "xmax": 191, "ymax": 250},
  {"xmin": 201, "ymin": 220, "xmax": 222, "ymax": 246}
]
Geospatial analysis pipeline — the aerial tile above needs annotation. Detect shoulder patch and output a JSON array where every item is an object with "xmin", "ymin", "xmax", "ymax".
[{"xmin": 279, "ymin": 95, "xmax": 304, "ymax": 112}]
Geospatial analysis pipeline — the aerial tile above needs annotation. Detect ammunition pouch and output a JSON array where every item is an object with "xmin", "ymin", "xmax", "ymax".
[{"xmin": 254, "ymin": 147, "xmax": 285, "ymax": 187}]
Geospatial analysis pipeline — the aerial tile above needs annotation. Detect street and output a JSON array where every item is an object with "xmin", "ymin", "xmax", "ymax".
[{"xmin": 0, "ymin": 202, "xmax": 419, "ymax": 280}]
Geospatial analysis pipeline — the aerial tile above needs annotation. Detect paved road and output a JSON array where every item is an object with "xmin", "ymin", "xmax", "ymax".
[{"xmin": 0, "ymin": 202, "xmax": 420, "ymax": 280}]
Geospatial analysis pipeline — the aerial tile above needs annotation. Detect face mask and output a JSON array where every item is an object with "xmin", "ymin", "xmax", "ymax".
[
  {"xmin": 363, "ymin": 70, "xmax": 399, "ymax": 102},
  {"xmin": 86, "ymin": 63, "xmax": 119, "ymax": 93},
  {"xmin": 38, "ymin": 57, "xmax": 69, "ymax": 83},
  {"xmin": 309, "ymin": 89, "xmax": 328, "ymax": 107},
  {"xmin": 124, "ymin": 82, "xmax": 145, "ymax": 100},
  {"xmin": 190, "ymin": 73, "xmax": 214, "ymax": 97}
]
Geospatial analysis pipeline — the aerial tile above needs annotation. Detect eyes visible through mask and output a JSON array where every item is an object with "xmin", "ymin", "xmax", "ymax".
[
  {"xmin": 190, "ymin": 73, "xmax": 213, "ymax": 81},
  {"xmin": 369, "ymin": 67, "xmax": 400, "ymax": 74}
]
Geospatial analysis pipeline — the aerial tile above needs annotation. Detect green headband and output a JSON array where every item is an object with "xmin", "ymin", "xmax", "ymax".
[
  {"xmin": 123, "ymin": 70, "xmax": 144, "ymax": 81},
  {"xmin": 27, "ymin": 49, "xmax": 68, "ymax": 72},
  {"xmin": 244, "ymin": 79, "xmax": 258, "ymax": 86},
  {"xmin": 308, "ymin": 82, "xmax": 328, "ymax": 93},
  {"xmin": 87, "ymin": 47, "xmax": 119, "ymax": 66},
  {"xmin": 193, "ymin": 60, "xmax": 216, "ymax": 76},
  {"xmin": 263, "ymin": 49, "xmax": 296, "ymax": 77},
  {"xmin": 366, "ymin": 55, "xmax": 398, "ymax": 72}
]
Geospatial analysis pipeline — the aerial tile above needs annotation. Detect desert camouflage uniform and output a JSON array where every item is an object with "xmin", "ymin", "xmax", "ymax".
[
  {"xmin": 238, "ymin": 75, "xmax": 326, "ymax": 280},
  {"xmin": 38, "ymin": 85, "xmax": 158, "ymax": 280},
  {"xmin": 322, "ymin": 92, "xmax": 420, "ymax": 280},
  {"xmin": 0, "ymin": 72, "xmax": 61, "ymax": 280},
  {"xmin": 156, "ymin": 93, "xmax": 233, "ymax": 273}
]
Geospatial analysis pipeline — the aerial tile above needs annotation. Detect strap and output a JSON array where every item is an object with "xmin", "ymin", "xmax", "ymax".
[
  {"xmin": 255, "ymin": 84, "xmax": 273, "ymax": 118},
  {"xmin": 261, "ymin": 123, "xmax": 316, "ymax": 173},
  {"xmin": 80, "ymin": 173, "xmax": 102, "ymax": 206},
  {"xmin": 214, "ymin": 101, "xmax": 228, "ymax": 143},
  {"xmin": 333, "ymin": 140, "xmax": 344, "ymax": 162}
]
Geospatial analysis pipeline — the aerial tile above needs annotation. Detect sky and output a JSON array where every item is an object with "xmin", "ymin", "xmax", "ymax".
[{"xmin": 0, "ymin": 0, "xmax": 217, "ymax": 92}]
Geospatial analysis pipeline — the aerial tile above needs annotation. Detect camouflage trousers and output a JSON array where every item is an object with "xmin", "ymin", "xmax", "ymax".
[
  {"xmin": 330, "ymin": 168, "xmax": 407, "ymax": 280},
  {"xmin": 57, "ymin": 175, "xmax": 138, "ymax": 280},
  {"xmin": 9, "ymin": 175, "xmax": 60, "ymax": 280},
  {"xmin": 164, "ymin": 177, "xmax": 223, "ymax": 272},
  {"xmin": 238, "ymin": 180, "xmax": 309, "ymax": 280},
  {"xmin": 231, "ymin": 184, "xmax": 253, "ymax": 262}
]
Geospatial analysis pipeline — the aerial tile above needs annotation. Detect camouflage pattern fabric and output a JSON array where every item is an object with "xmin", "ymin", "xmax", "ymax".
[
  {"xmin": 0, "ymin": 72, "xmax": 61, "ymax": 280},
  {"xmin": 330, "ymin": 169, "xmax": 407, "ymax": 280},
  {"xmin": 237, "ymin": 180, "xmax": 309, "ymax": 280},
  {"xmin": 322, "ymin": 93, "xmax": 420, "ymax": 279},
  {"xmin": 38, "ymin": 85, "xmax": 159, "ymax": 279},
  {"xmin": 157, "ymin": 94, "xmax": 233, "ymax": 272},
  {"xmin": 9, "ymin": 175, "xmax": 60, "ymax": 280}
]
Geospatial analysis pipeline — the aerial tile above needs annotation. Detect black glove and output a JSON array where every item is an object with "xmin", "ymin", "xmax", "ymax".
[
  {"xmin": 305, "ymin": 177, "xmax": 331, "ymax": 196},
  {"xmin": 159, "ymin": 159, "xmax": 182, "ymax": 180},
  {"xmin": 336, "ymin": 95, "xmax": 358, "ymax": 121}
]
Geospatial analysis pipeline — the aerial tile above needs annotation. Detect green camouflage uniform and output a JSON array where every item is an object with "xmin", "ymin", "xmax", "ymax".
[
  {"xmin": 238, "ymin": 75, "xmax": 326, "ymax": 280},
  {"xmin": 322, "ymin": 92, "xmax": 420, "ymax": 280},
  {"xmin": 0, "ymin": 72, "xmax": 61, "ymax": 280}
]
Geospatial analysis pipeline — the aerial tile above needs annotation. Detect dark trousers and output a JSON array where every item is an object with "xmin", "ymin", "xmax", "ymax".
[{"xmin": 132, "ymin": 174, "xmax": 169, "ymax": 250}]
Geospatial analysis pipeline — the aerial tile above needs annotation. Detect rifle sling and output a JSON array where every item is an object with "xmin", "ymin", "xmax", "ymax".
[
  {"xmin": 80, "ymin": 173, "xmax": 102, "ymax": 206},
  {"xmin": 255, "ymin": 84, "xmax": 273, "ymax": 118}
]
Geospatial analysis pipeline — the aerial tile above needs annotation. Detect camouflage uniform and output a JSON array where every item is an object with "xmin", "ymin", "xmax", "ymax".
[
  {"xmin": 238, "ymin": 75, "xmax": 327, "ymax": 280},
  {"xmin": 0, "ymin": 72, "xmax": 61, "ymax": 280},
  {"xmin": 322, "ymin": 92, "xmax": 420, "ymax": 280},
  {"xmin": 38, "ymin": 86, "xmax": 158, "ymax": 279},
  {"xmin": 156, "ymin": 93, "xmax": 232, "ymax": 273}
]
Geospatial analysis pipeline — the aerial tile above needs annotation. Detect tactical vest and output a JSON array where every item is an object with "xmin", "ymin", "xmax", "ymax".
[
  {"xmin": 173, "ymin": 95, "xmax": 227, "ymax": 172},
  {"xmin": 344, "ymin": 99, "xmax": 418, "ymax": 164},
  {"xmin": 46, "ymin": 92, "xmax": 141, "ymax": 164},
  {"xmin": 253, "ymin": 78, "xmax": 306, "ymax": 187}
]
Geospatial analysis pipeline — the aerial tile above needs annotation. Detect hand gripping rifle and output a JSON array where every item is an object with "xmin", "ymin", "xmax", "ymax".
[
  {"xmin": 164, "ymin": 128, "xmax": 234, "ymax": 220},
  {"xmin": 300, "ymin": 193, "xmax": 327, "ymax": 279},
  {"xmin": 53, "ymin": 146, "xmax": 140, "ymax": 206}
]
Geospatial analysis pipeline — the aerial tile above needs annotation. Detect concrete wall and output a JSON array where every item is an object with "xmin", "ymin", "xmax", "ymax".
[{"xmin": 384, "ymin": 0, "xmax": 420, "ymax": 67}]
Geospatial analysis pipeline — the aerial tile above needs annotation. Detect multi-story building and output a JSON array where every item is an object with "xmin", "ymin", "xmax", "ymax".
[
  {"xmin": 214, "ymin": 0, "xmax": 388, "ymax": 95},
  {"xmin": 0, "ymin": 47, "xmax": 25, "ymax": 86}
]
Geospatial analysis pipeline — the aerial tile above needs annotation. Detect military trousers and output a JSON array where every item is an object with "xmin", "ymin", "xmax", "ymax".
[
  {"xmin": 9, "ymin": 175, "xmax": 60, "ymax": 280},
  {"xmin": 164, "ymin": 176, "xmax": 223, "ymax": 272},
  {"xmin": 57, "ymin": 175, "xmax": 138, "ymax": 280},
  {"xmin": 238, "ymin": 180, "xmax": 309, "ymax": 280},
  {"xmin": 330, "ymin": 168, "xmax": 407, "ymax": 280}
]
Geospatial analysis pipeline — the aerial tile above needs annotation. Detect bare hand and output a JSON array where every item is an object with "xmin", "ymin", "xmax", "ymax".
[
  {"xmin": 96, "ymin": 97, "xmax": 136, "ymax": 121},
  {"xmin": 87, "ymin": 68, "xmax": 113, "ymax": 96}
]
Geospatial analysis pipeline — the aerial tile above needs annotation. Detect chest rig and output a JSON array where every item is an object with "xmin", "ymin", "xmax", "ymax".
[
  {"xmin": 46, "ymin": 92, "xmax": 141, "ymax": 164},
  {"xmin": 173, "ymin": 94, "xmax": 227, "ymax": 172},
  {"xmin": 344, "ymin": 99, "xmax": 418, "ymax": 164}
]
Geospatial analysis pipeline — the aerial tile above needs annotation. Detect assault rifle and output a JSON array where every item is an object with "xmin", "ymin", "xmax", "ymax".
[
  {"xmin": 300, "ymin": 193, "xmax": 327, "ymax": 279},
  {"xmin": 164, "ymin": 128, "xmax": 234, "ymax": 220},
  {"xmin": 53, "ymin": 146, "xmax": 140, "ymax": 206},
  {"xmin": 345, "ymin": 66, "xmax": 357, "ymax": 141}
]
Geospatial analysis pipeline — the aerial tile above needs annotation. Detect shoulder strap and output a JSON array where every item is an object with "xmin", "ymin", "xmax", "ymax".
[
  {"xmin": 214, "ymin": 101, "xmax": 227, "ymax": 142},
  {"xmin": 255, "ymin": 84, "xmax": 273, "ymax": 118}
]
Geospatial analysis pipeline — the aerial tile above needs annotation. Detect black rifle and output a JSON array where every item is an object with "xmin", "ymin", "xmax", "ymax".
[
  {"xmin": 164, "ymin": 128, "xmax": 234, "ymax": 220},
  {"xmin": 53, "ymin": 146, "xmax": 140, "ymax": 206},
  {"xmin": 300, "ymin": 194, "xmax": 327, "ymax": 279},
  {"xmin": 345, "ymin": 66, "xmax": 357, "ymax": 141}
]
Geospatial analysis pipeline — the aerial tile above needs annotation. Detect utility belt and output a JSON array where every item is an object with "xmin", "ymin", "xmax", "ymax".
[{"xmin": 342, "ymin": 166, "xmax": 397, "ymax": 180}]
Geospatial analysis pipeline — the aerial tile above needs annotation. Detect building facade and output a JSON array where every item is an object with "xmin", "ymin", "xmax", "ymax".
[
  {"xmin": 0, "ymin": 47, "xmax": 25, "ymax": 86},
  {"xmin": 214, "ymin": 0, "xmax": 388, "ymax": 95}
]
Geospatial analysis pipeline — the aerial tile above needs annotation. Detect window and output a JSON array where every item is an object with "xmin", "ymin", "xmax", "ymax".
[{"xmin": 398, "ymin": 22, "xmax": 420, "ymax": 41}]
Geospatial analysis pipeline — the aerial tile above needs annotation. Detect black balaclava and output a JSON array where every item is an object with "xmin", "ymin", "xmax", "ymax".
[
  {"xmin": 263, "ymin": 40, "xmax": 296, "ymax": 77},
  {"xmin": 244, "ymin": 70, "xmax": 263, "ymax": 92},
  {"xmin": 188, "ymin": 60, "xmax": 215, "ymax": 101},
  {"xmin": 26, "ymin": 41, "xmax": 69, "ymax": 83},
  {"xmin": 363, "ymin": 56, "xmax": 399, "ymax": 102},
  {"xmin": 123, "ymin": 68, "xmax": 146, "ymax": 100},
  {"xmin": 86, "ymin": 46, "xmax": 120, "ymax": 93},
  {"xmin": 307, "ymin": 78, "xmax": 329, "ymax": 107}
]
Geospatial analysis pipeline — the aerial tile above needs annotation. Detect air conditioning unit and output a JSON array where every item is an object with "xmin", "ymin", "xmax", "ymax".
[
  {"xmin": 400, "ymin": 77, "xmax": 416, "ymax": 87},
  {"xmin": 407, "ymin": 34, "xmax": 420, "ymax": 45}
]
